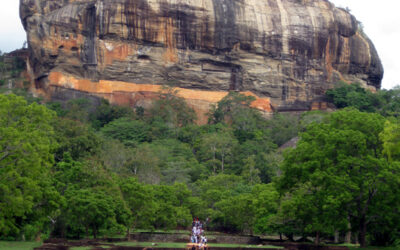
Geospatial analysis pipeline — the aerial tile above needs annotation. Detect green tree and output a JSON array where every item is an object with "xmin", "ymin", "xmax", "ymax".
[
  {"xmin": 209, "ymin": 92, "xmax": 255, "ymax": 124},
  {"xmin": 129, "ymin": 143, "xmax": 161, "ymax": 184},
  {"xmin": 151, "ymin": 139, "xmax": 202, "ymax": 184},
  {"xmin": 121, "ymin": 178, "xmax": 192, "ymax": 232},
  {"xmin": 194, "ymin": 174, "xmax": 250, "ymax": 231},
  {"xmin": 52, "ymin": 154, "xmax": 130, "ymax": 239},
  {"xmin": 208, "ymin": 92, "xmax": 268, "ymax": 143},
  {"xmin": 278, "ymin": 109, "xmax": 400, "ymax": 247},
  {"xmin": 381, "ymin": 120, "xmax": 400, "ymax": 161},
  {"xmin": 241, "ymin": 155, "xmax": 261, "ymax": 185},
  {"xmin": 150, "ymin": 85, "xmax": 196, "ymax": 129},
  {"xmin": 152, "ymin": 184, "xmax": 192, "ymax": 229},
  {"xmin": 266, "ymin": 113, "xmax": 300, "ymax": 147},
  {"xmin": 232, "ymin": 138, "xmax": 278, "ymax": 182},
  {"xmin": 376, "ymin": 120, "xmax": 400, "ymax": 245},
  {"xmin": 251, "ymin": 184, "xmax": 279, "ymax": 235},
  {"xmin": 98, "ymin": 139, "xmax": 136, "ymax": 175},
  {"xmin": 101, "ymin": 118, "xmax": 152, "ymax": 147},
  {"xmin": 89, "ymin": 99, "xmax": 134, "ymax": 129},
  {"xmin": 120, "ymin": 178, "xmax": 157, "ymax": 232},
  {"xmin": 326, "ymin": 82, "xmax": 382, "ymax": 112},
  {"xmin": 65, "ymin": 188, "xmax": 116, "ymax": 238},
  {"xmin": 214, "ymin": 193, "xmax": 255, "ymax": 233},
  {"xmin": 197, "ymin": 131, "xmax": 238, "ymax": 174},
  {"xmin": 63, "ymin": 98, "xmax": 92, "ymax": 122},
  {"xmin": 0, "ymin": 94, "xmax": 59, "ymax": 239},
  {"xmin": 54, "ymin": 118, "xmax": 101, "ymax": 161},
  {"xmin": 376, "ymin": 86, "xmax": 400, "ymax": 117}
]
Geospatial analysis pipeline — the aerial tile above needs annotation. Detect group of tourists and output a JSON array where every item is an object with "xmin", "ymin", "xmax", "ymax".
[{"xmin": 190, "ymin": 218, "xmax": 207, "ymax": 247}]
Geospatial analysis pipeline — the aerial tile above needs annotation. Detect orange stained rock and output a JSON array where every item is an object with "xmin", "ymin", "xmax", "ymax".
[
  {"xmin": 47, "ymin": 72, "xmax": 272, "ymax": 120},
  {"xmin": 100, "ymin": 41, "xmax": 135, "ymax": 66},
  {"xmin": 162, "ymin": 17, "xmax": 179, "ymax": 63},
  {"xmin": 241, "ymin": 91, "xmax": 272, "ymax": 112},
  {"xmin": 42, "ymin": 28, "xmax": 84, "ymax": 55},
  {"xmin": 325, "ymin": 37, "xmax": 333, "ymax": 81},
  {"xmin": 311, "ymin": 101, "xmax": 328, "ymax": 111}
]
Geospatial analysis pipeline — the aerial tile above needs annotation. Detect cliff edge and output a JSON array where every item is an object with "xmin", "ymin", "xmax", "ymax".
[{"xmin": 20, "ymin": 0, "xmax": 383, "ymax": 122}]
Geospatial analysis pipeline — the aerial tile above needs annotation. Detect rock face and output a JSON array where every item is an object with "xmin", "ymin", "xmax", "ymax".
[{"xmin": 20, "ymin": 0, "xmax": 383, "ymax": 122}]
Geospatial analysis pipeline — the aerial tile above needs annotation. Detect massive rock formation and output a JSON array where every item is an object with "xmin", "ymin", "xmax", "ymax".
[{"xmin": 20, "ymin": 0, "xmax": 383, "ymax": 123}]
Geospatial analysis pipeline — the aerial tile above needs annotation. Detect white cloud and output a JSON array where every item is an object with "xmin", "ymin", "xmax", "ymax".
[
  {"xmin": 0, "ymin": 0, "xmax": 399, "ymax": 89},
  {"xmin": 0, "ymin": 1, "xmax": 26, "ymax": 52},
  {"xmin": 330, "ymin": 0, "xmax": 400, "ymax": 89}
]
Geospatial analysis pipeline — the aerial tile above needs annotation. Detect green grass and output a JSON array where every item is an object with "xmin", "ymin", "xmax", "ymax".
[
  {"xmin": 348, "ymin": 247, "xmax": 399, "ymax": 250},
  {"xmin": 70, "ymin": 247, "xmax": 113, "ymax": 250},
  {"xmin": 132, "ymin": 229, "xmax": 192, "ymax": 234},
  {"xmin": 208, "ymin": 243, "xmax": 283, "ymax": 248},
  {"xmin": 131, "ymin": 229, "xmax": 237, "ymax": 236},
  {"xmin": 0, "ymin": 241, "xmax": 42, "ymax": 250},
  {"xmin": 115, "ymin": 241, "xmax": 283, "ymax": 248},
  {"xmin": 328, "ymin": 243, "xmax": 398, "ymax": 250},
  {"xmin": 69, "ymin": 247, "xmax": 93, "ymax": 250}
]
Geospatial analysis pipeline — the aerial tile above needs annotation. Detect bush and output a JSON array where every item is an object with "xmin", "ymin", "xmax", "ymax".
[{"xmin": 326, "ymin": 82, "xmax": 382, "ymax": 112}]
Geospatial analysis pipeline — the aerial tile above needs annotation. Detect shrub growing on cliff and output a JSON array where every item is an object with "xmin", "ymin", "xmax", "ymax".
[
  {"xmin": 150, "ymin": 85, "xmax": 196, "ymax": 129},
  {"xmin": 208, "ymin": 92, "xmax": 265, "ymax": 143},
  {"xmin": 326, "ymin": 82, "xmax": 381, "ymax": 112}
]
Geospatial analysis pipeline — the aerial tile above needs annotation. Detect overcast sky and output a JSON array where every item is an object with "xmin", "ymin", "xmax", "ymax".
[{"xmin": 1, "ymin": 0, "xmax": 399, "ymax": 89}]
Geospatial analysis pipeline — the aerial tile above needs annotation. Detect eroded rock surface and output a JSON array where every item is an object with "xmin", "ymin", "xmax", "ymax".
[{"xmin": 20, "ymin": 0, "xmax": 383, "ymax": 121}]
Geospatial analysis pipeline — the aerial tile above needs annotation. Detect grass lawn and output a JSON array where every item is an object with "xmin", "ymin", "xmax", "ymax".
[
  {"xmin": 70, "ymin": 247, "xmax": 113, "ymax": 250},
  {"xmin": 115, "ymin": 241, "xmax": 283, "ymax": 248},
  {"xmin": 328, "ymin": 243, "xmax": 398, "ymax": 250},
  {"xmin": 208, "ymin": 243, "xmax": 283, "ymax": 248},
  {"xmin": 348, "ymin": 247, "xmax": 399, "ymax": 250},
  {"xmin": 133, "ymin": 229, "xmax": 189, "ymax": 234},
  {"xmin": 0, "ymin": 241, "xmax": 42, "ymax": 250}
]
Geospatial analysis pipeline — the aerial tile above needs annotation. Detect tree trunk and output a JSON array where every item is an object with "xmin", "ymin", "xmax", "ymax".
[
  {"xmin": 286, "ymin": 233, "xmax": 294, "ymax": 242},
  {"xmin": 93, "ymin": 226, "xmax": 97, "ymax": 239},
  {"xmin": 315, "ymin": 231, "xmax": 320, "ymax": 245},
  {"xmin": 359, "ymin": 217, "xmax": 367, "ymax": 248},
  {"xmin": 221, "ymin": 153, "xmax": 224, "ymax": 173},
  {"xmin": 345, "ymin": 217, "xmax": 352, "ymax": 243},
  {"xmin": 61, "ymin": 226, "xmax": 65, "ymax": 239},
  {"xmin": 334, "ymin": 230, "xmax": 340, "ymax": 244},
  {"xmin": 85, "ymin": 226, "xmax": 89, "ymax": 239},
  {"xmin": 126, "ymin": 227, "xmax": 131, "ymax": 241},
  {"xmin": 35, "ymin": 232, "xmax": 41, "ymax": 242},
  {"xmin": 213, "ymin": 147, "xmax": 216, "ymax": 174}
]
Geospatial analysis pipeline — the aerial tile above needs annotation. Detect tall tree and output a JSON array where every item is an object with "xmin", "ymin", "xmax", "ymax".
[
  {"xmin": 278, "ymin": 109, "xmax": 400, "ymax": 247},
  {"xmin": 150, "ymin": 85, "xmax": 196, "ymax": 129},
  {"xmin": 100, "ymin": 118, "xmax": 152, "ymax": 147},
  {"xmin": 198, "ymin": 131, "xmax": 238, "ymax": 173},
  {"xmin": 0, "ymin": 94, "xmax": 59, "ymax": 239},
  {"xmin": 52, "ymin": 154, "xmax": 130, "ymax": 239}
]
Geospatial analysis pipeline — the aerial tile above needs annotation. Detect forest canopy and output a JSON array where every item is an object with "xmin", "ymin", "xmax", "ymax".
[{"xmin": 1, "ymin": 82, "xmax": 400, "ymax": 247}]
